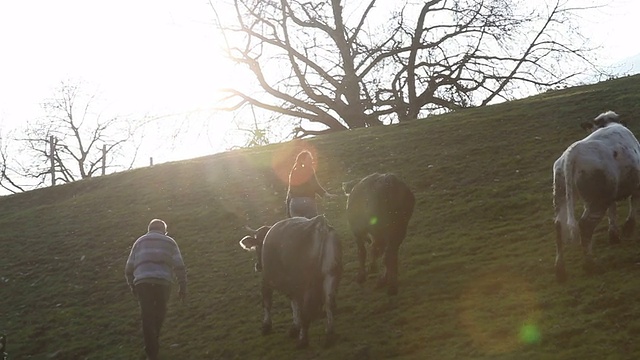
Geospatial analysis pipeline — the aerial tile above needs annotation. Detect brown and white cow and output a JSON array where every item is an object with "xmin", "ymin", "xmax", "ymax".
[
  {"xmin": 553, "ymin": 111, "xmax": 640, "ymax": 282},
  {"xmin": 342, "ymin": 173, "xmax": 415, "ymax": 295},
  {"xmin": 239, "ymin": 215, "xmax": 342, "ymax": 348}
]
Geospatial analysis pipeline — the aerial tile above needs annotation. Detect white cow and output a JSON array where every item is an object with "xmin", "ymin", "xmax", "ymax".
[{"xmin": 553, "ymin": 111, "xmax": 640, "ymax": 282}]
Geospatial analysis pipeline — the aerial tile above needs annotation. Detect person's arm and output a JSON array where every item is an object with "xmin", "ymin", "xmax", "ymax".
[
  {"xmin": 124, "ymin": 244, "xmax": 137, "ymax": 294},
  {"xmin": 172, "ymin": 243, "xmax": 187, "ymax": 300},
  {"xmin": 285, "ymin": 191, "xmax": 292, "ymax": 217},
  {"xmin": 311, "ymin": 172, "xmax": 333, "ymax": 197}
]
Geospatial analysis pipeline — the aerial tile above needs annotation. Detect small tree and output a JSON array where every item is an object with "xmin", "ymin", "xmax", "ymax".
[
  {"xmin": 0, "ymin": 131, "xmax": 27, "ymax": 193},
  {"xmin": 227, "ymin": 105, "xmax": 276, "ymax": 150},
  {"xmin": 14, "ymin": 81, "xmax": 138, "ymax": 187}
]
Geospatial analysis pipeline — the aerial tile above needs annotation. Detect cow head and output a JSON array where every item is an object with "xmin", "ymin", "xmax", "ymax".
[
  {"xmin": 239, "ymin": 225, "xmax": 271, "ymax": 272},
  {"xmin": 580, "ymin": 110, "xmax": 626, "ymax": 133}
]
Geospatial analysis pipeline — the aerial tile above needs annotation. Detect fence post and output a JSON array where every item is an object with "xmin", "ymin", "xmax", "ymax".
[
  {"xmin": 102, "ymin": 144, "xmax": 106, "ymax": 176},
  {"xmin": 50, "ymin": 135, "xmax": 55, "ymax": 186}
]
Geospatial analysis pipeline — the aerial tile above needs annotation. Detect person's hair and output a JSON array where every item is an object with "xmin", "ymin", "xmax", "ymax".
[
  {"xmin": 294, "ymin": 150, "xmax": 313, "ymax": 167},
  {"xmin": 148, "ymin": 219, "xmax": 167, "ymax": 233}
]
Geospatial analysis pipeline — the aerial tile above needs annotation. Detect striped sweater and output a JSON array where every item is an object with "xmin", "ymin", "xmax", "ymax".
[{"xmin": 124, "ymin": 230, "xmax": 187, "ymax": 289}]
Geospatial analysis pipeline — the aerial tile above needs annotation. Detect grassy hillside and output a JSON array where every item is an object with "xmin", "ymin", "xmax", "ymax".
[{"xmin": 2, "ymin": 75, "xmax": 640, "ymax": 359}]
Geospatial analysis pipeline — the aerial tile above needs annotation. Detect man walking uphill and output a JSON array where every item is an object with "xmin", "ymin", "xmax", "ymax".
[{"xmin": 125, "ymin": 219, "xmax": 187, "ymax": 360}]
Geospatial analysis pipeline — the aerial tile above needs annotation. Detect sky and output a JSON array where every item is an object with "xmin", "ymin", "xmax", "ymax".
[
  {"xmin": 0, "ymin": 0, "xmax": 639, "ymax": 170},
  {"xmin": 0, "ymin": 0, "xmax": 239, "ymax": 167},
  {"xmin": 578, "ymin": 0, "xmax": 640, "ymax": 68}
]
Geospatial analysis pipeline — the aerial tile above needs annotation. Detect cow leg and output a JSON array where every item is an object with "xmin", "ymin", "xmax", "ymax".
[
  {"xmin": 607, "ymin": 203, "xmax": 621, "ymax": 244},
  {"xmin": 261, "ymin": 284, "xmax": 273, "ymax": 335},
  {"xmin": 623, "ymin": 192, "xmax": 640, "ymax": 238},
  {"xmin": 297, "ymin": 293, "xmax": 313, "ymax": 349},
  {"xmin": 370, "ymin": 236, "xmax": 384, "ymax": 275},
  {"xmin": 356, "ymin": 234, "xmax": 368, "ymax": 283},
  {"xmin": 323, "ymin": 275, "xmax": 338, "ymax": 347},
  {"xmin": 289, "ymin": 300, "xmax": 301, "ymax": 338},
  {"xmin": 297, "ymin": 319, "xmax": 310, "ymax": 349},
  {"xmin": 554, "ymin": 220, "xmax": 567, "ymax": 282},
  {"xmin": 553, "ymin": 171, "xmax": 569, "ymax": 282},
  {"xmin": 579, "ymin": 205, "xmax": 606, "ymax": 274},
  {"xmin": 380, "ymin": 243, "xmax": 399, "ymax": 295}
]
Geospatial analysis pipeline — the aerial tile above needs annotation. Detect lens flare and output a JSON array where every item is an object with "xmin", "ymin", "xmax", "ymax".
[
  {"xmin": 271, "ymin": 139, "xmax": 317, "ymax": 186},
  {"xmin": 369, "ymin": 216, "xmax": 378, "ymax": 225},
  {"xmin": 458, "ymin": 270, "xmax": 541, "ymax": 355},
  {"xmin": 519, "ymin": 324, "xmax": 541, "ymax": 344}
]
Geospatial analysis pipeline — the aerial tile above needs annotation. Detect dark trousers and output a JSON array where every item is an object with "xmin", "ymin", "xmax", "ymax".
[
  {"xmin": 288, "ymin": 197, "xmax": 318, "ymax": 218},
  {"xmin": 135, "ymin": 283, "xmax": 171, "ymax": 360}
]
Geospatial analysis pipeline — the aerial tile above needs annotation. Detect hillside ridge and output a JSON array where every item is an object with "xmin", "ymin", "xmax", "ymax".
[{"xmin": 2, "ymin": 74, "xmax": 640, "ymax": 359}]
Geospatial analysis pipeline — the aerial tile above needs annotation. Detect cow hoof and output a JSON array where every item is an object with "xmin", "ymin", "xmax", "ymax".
[
  {"xmin": 387, "ymin": 284, "xmax": 398, "ymax": 296},
  {"xmin": 324, "ymin": 332, "xmax": 336, "ymax": 348},
  {"xmin": 583, "ymin": 259, "xmax": 600, "ymax": 275},
  {"xmin": 296, "ymin": 338, "xmax": 309, "ymax": 349},
  {"xmin": 288, "ymin": 325, "xmax": 300, "ymax": 338},
  {"xmin": 375, "ymin": 276, "xmax": 387, "ymax": 289},
  {"xmin": 262, "ymin": 323, "xmax": 272, "ymax": 335},
  {"xmin": 555, "ymin": 269, "xmax": 567, "ymax": 283},
  {"xmin": 356, "ymin": 272, "xmax": 366, "ymax": 284},
  {"xmin": 609, "ymin": 229, "xmax": 621, "ymax": 245}
]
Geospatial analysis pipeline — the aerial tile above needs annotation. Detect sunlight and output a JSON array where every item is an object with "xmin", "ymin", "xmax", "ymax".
[
  {"xmin": 1, "ymin": 0, "xmax": 254, "ymax": 165},
  {"xmin": 270, "ymin": 140, "xmax": 318, "ymax": 187},
  {"xmin": 3, "ymin": 0, "xmax": 640, "ymax": 173}
]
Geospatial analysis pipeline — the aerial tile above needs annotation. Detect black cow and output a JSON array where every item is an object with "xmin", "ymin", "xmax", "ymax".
[
  {"xmin": 342, "ymin": 173, "xmax": 415, "ymax": 295},
  {"xmin": 239, "ymin": 215, "xmax": 342, "ymax": 348}
]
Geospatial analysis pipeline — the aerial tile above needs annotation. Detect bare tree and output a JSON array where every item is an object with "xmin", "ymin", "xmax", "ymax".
[
  {"xmin": 0, "ymin": 132, "xmax": 27, "ymax": 194},
  {"xmin": 212, "ymin": 0, "xmax": 389, "ymax": 136},
  {"xmin": 386, "ymin": 0, "xmax": 601, "ymax": 120},
  {"xmin": 212, "ymin": 0, "xmax": 601, "ymax": 135},
  {"xmin": 14, "ymin": 81, "xmax": 139, "ymax": 187}
]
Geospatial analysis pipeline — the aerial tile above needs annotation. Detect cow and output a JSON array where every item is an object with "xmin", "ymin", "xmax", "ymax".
[
  {"xmin": 239, "ymin": 215, "xmax": 342, "ymax": 348},
  {"xmin": 342, "ymin": 172, "xmax": 415, "ymax": 295},
  {"xmin": 1, "ymin": 334, "xmax": 6, "ymax": 360},
  {"xmin": 553, "ymin": 111, "xmax": 640, "ymax": 282}
]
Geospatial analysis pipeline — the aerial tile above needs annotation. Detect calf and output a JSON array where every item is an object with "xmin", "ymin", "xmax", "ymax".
[
  {"xmin": 342, "ymin": 173, "xmax": 415, "ymax": 295},
  {"xmin": 553, "ymin": 111, "xmax": 640, "ymax": 282},
  {"xmin": 239, "ymin": 215, "xmax": 342, "ymax": 348}
]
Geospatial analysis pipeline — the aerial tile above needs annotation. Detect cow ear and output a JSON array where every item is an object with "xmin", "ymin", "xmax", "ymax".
[
  {"xmin": 239, "ymin": 236, "xmax": 259, "ymax": 251},
  {"xmin": 255, "ymin": 226, "xmax": 271, "ymax": 241},
  {"xmin": 580, "ymin": 121, "xmax": 594, "ymax": 132}
]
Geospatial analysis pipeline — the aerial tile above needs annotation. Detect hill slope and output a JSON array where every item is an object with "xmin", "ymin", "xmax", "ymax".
[{"xmin": 2, "ymin": 75, "xmax": 640, "ymax": 359}]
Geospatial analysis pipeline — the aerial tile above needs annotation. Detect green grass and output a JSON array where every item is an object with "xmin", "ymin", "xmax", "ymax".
[{"xmin": 2, "ymin": 75, "xmax": 640, "ymax": 359}]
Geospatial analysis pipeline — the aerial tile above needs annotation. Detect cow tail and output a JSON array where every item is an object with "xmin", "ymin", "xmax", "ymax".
[
  {"xmin": 381, "ymin": 175, "xmax": 397, "ymax": 212},
  {"xmin": 311, "ymin": 216, "xmax": 329, "ymax": 314},
  {"xmin": 563, "ymin": 149, "xmax": 579, "ymax": 243}
]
